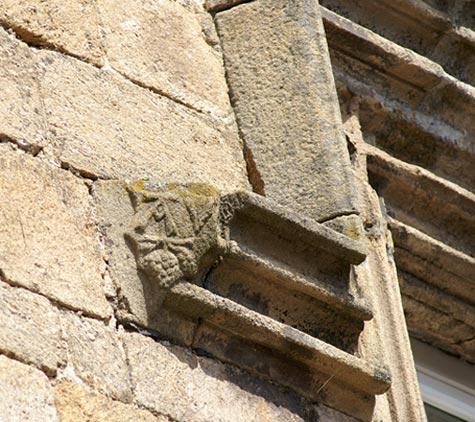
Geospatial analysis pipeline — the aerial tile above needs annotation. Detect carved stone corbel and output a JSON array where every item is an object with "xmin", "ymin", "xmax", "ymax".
[
  {"xmin": 96, "ymin": 181, "xmax": 391, "ymax": 421},
  {"xmin": 124, "ymin": 183, "xmax": 221, "ymax": 291}
]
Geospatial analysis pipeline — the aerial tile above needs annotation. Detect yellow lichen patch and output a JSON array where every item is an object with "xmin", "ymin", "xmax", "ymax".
[
  {"xmin": 127, "ymin": 179, "xmax": 146, "ymax": 192},
  {"xmin": 126, "ymin": 180, "xmax": 219, "ymax": 206},
  {"xmin": 345, "ymin": 221, "xmax": 362, "ymax": 241},
  {"xmin": 166, "ymin": 182, "xmax": 219, "ymax": 198}
]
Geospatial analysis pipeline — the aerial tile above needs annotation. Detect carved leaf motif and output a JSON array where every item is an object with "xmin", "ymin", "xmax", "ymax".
[{"xmin": 126, "ymin": 183, "xmax": 220, "ymax": 287}]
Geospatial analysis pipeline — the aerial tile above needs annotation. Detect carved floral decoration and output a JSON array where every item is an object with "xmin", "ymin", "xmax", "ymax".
[{"xmin": 125, "ymin": 183, "xmax": 220, "ymax": 287}]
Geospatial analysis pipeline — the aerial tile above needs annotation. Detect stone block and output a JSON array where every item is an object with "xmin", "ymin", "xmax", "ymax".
[
  {"xmin": 35, "ymin": 47, "xmax": 248, "ymax": 191},
  {"xmin": 0, "ymin": 145, "xmax": 111, "ymax": 319},
  {"xmin": 54, "ymin": 381, "xmax": 166, "ymax": 422},
  {"xmin": 0, "ymin": 27, "xmax": 248, "ymax": 192},
  {"xmin": 61, "ymin": 313, "xmax": 131, "ymax": 402},
  {"xmin": 0, "ymin": 355, "xmax": 58, "ymax": 422},
  {"xmin": 0, "ymin": 282, "xmax": 65, "ymax": 375},
  {"xmin": 100, "ymin": 0, "xmax": 232, "ymax": 119},
  {"xmin": 215, "ymin": 0, "xmax": 359, "ymax": 223},
  {"xmin": 0, "ymin": 0, "xmax": 231, "ymax": 119},
  {"xmin": 0, "ymin": 29, "xmax": 46, "ymax": 153},
  {"xmin": 0, "ymin": 0, "xmax": 105, "ymax": 66},
  {"xmin": 123, "ymin": 332, "xmax": 312, "ymax": 422}
]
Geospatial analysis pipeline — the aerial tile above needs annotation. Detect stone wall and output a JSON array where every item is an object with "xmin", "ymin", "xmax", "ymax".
[
  {"xmin": 2, "ymin": 1, "xmax": 472, "ymax": 421},
  {"xmin": 0, "ymin": 1, "xmax": 361, "ymax": 421}
]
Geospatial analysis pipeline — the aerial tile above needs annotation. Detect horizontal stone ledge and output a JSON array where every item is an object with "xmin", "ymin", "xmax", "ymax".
[
  {"xmin": 389, "ymin": 218, "xmax": 475, "ymax": 306},
  {"xmin": 389, "ymin": 218, "xmax": 475, "ymax": 283},
  {"xmin": 322, "ymin": 0, "xmax": 475, "ymax": 87},
  {"xmin": 323, "ymin": 7, "xmax": 475, "ymax": 138},
  {"xmin": 352, "ymin": 96, "xmax": 475, "ymax": 193},
  {"xmin": 366, "ymin": 0, "xmax": 450, "ymax": 31},
  {"xmin": 367, "ymin": 147, "xmax": 475, "ymax": 217},
  {"xmin": 366, "ymin": 146, "xmax": 475, "ymax": 256},
  {"xmin": 321, "ymin": 0, "xmax": 450, "ymax": 44},
  {"xmin": 399, "ymin": 270, "xmax": 475, "ymax": 329},
  {"xmin": 321, "ymin": 7, "xmax": 444, "ymax": 91},
  {"xmin": 402, "ymin": 295, "xmax": 475, "ymax": 364},
  {"xmin": 221, "ymin": 191, "xmax": 366, "ymax": 265},
  {"xmin": 164, "ymin": 280, "xmax": 391, "ymax": 397},
  {"xmin": 221, "ymin": 245, "xmax": 372, "ymax": 322}
]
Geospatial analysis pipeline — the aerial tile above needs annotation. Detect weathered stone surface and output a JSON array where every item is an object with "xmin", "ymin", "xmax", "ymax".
[
  {"xmin": 61, "ymin": 313, "xmax": 131, "ymax": 402},
  {"xmin": 123, "ymin": 332, "xmax": 313, "ymax": 422},
  {"xmin": 100, "ymin": 0, "xmax": 232, "ymax": 119},
  {"xmin": 0, "ymin": 26, "xmax": 248, "ymax": 191},
  {"xmin": 93, "ymin": 181, "xmax": 206, "ymax": 345},
  {"xmin": 321, "ymin": 0, "xmax": 475, "ymax": 87},
  {"xmin": 0, "ymin": 281, "xmax": 65, "ymax": 375},
  {"xmin": 0, "ymin": 355, "xmax": 58, "ymax": 422},
  {"xmin": 343, "ymin": 115, "xmax": 427, "ymax": 422},
  {"xmin": 367, "ymin": 147, "xmax": 475, "ymax": 257},
  {"xmin": 93, "ymin": 181, "xmax": 147, "ymax": 323},
  {"xmin": 215, "ymin": 0, "xmax": 359, "ymax": 224},
  {"xmin": 390, "ymin": 218, "xmax": 475, "ymax": 306},
  {"xmin": 0, "ymin": 0, "xmax": 105, "ymax": 66},
  {"xmin": 326, "ymin": 6, "xmax": 475, "ymax": 149},
  {"xmin": 95, "ymin": 182, "xmax": 384, "ymax": 419},
  {"xmin": 54, "ymin": 381, "xmax": 166, "ymax": 422},
  {"xmin": 355, "ymin": 98, "xmax": 475, "ymax": 194},
  {"xmin": 0, "ymin": 145, "xmax": 110, "ymax": 318},
  {"xmin": 35, "ymin": 48, "xmax": 248, "ymax": 191},
  {"xmin": 0, "ymin": 29, "xmax": 46, "ymax": 153},
  {"xmin": 0, "ymin": 1, "xmax": 231, "ymax": 119},
  {"xmin": 125, "ymin": 183, "xmax": 221, "ymax": 291}
]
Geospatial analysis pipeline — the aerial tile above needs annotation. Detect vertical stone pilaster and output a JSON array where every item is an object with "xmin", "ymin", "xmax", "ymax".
[{"xmin": 213, "ymin": 0, "xmax": 359, "ymax": 226}]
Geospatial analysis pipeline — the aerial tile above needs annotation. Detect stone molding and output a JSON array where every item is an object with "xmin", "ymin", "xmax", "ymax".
[
  {"xmin": 105, "ymin": 183, "xmax": 390, "ymax": 421},
  {"xmin": 325, "ymin": 0, "xmax": 475, "ymax": 365}
]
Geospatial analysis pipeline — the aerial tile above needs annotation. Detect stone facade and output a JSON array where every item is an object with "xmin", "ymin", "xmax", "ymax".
[{"xmin": 1, "ymin": 1, "xmax": 473, "ymax": 421}]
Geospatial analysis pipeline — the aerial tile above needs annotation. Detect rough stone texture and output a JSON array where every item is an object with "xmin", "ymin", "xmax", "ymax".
[
  {"xmin": 0, "ymin": 144, "xmax": 110, "ymax": 318},
  {"xmin": 0, "ymin": 29, "xmax": 47, "ymax": 153},
  {"xmin": 0, "ymin": 26, "xmax": 248, "ymax": 192},
  {"xmin": 93, "ymin": 181, "xmax": 148, "ymax": 323},
  {"xmin": 54, "ymin": 381, "xmax": 167, "ymax": 422},
  {"xmin": 0, "ymin": 0, "xmax": 105, "ymax": 66},
  {"xmin": 95, "ymin": 181, "xmax": 386, "ymax": 419},
  {"xmin": 366, "ymin": 147, "xmax": 475, "ymax": 258},
  {"xmin": 93, "ymin": 181, "xmax": 200, "ymax": 345},
  {"xmin": 125, "ymin": 183, "xmax": 221, "ymax": 292},
  {"xmin": 0, "ymin": 355, "xmax": 58, "ymax": 422},
  {"xmin": 343, "ymin": 115, "xmax": 427, "ymax": 422},
  {"xmin": 216, "ymin": 0, "xmax": 359, "ymax": 224},
  {"xmin": 321, "ymin": 0, "xmax": 475, "ymax": 87},
  {"xmin": 61, "ymin": 313, "xmax": 131, "ymax": 402},
  {"xmin": 123, "ymin": 332, "xmax": 315, "ymax": 422},
  {"xmin": 100, "ymin": 0, "xmax": 232, "ymax": 119},
  {"xmin": 0, "ymin": 281, "xmax": 65, "ymax": 376},
  {"xmin": 38, "ymin": 48, "xmax": 247, "ymax": 191},
  {"xmin": 326, "ymin": 5, "xmax": 475, "ymax": 151},
  {"xmin": 330, "ymin": 0, "xmax": 475, "ymax": 368},
  {"xmin": 0, "ymin": 0, "xmax": 231, "ymax": 119}
]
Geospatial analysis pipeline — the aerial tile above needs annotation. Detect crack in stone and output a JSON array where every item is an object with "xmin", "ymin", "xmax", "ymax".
[
  {"xmin": 0, "ymin": 22, "xmax": 217, "ymax": 120},
  {"xmin": 318, "ymin": 211, "xmax": 361, "ymax": 225},
  {"xmin": 0, "ymin": 133, "xmax": 43, "ymax": 156},
  {"xmin": 207, "ymin": 0, "xmax": 256, "ymax": 14}
]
